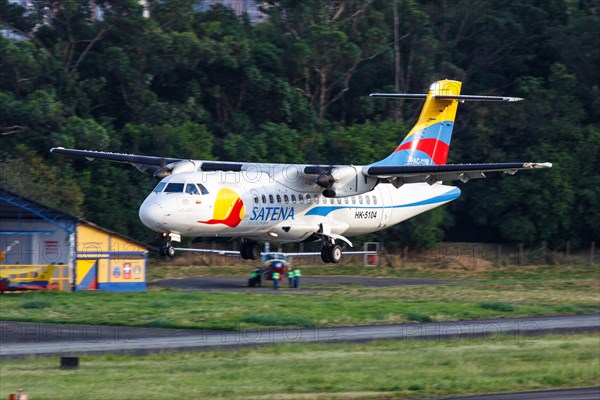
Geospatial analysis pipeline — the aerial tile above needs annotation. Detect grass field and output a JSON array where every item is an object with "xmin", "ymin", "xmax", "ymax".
[
  {"xmin": 145, "ymin": 262, "xmax": 600, "ymax": 281},
  {"xmin": 0, "ymin": 265, "xmax": 598, "ymax": 329},
  {"xmin": 1, "ymin": 334, "xmax": 598, "ymax": 399}
]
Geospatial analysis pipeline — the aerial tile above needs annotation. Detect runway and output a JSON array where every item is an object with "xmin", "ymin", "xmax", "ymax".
[
  {"xmin": 1, "ymin": 313, "xmax": 598, "ymax": 359},
  {"xmin": 445, "ymin": 387, "xmax": 600, "ymax": 400},
  {"xmin": 150, "ymin": 275, "xmax": 458, "ymax": 291}
]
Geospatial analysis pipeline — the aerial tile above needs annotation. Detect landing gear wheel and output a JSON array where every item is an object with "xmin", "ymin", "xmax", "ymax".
[
  {"xmin": 240, "ymin": 240, "xmax": 261, "ymax": 260},
  {"xmin": 160, "ymin": 243, "xmax": 175, "ymax": 258},
  {"xmin": 165, "ymin": 245, "xmax": 175, "ymax": 258},
  {"xmin": 326, "ymin": 244, "xmax": 342, "ymax": 264},
  {"xmin": 321, "ymin": 247, "xmax": 331, "ymax": 263},
  {"xmin": 240, "ymin": 244, "xmax": 250, "ymax": 260},
  {"xmin": 248, "ymin": 242, "xmax": 261, "ymax": 260}
]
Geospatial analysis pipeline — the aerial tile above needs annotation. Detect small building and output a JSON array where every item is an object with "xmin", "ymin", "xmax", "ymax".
[{"xmin": 0, "ymin": 188, "xmax": 149, "ymax": 292}]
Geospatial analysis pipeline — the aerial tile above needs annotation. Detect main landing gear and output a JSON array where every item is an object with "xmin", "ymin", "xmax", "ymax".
[
  {"xmin": 320, "ymin": 241, "xmax": 342, "ymax": 264},
  {"xmin": 240, "ymin": 239, "xmax": 261, "ymax": 260}
]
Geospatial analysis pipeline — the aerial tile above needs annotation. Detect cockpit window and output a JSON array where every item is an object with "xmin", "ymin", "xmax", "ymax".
[
  {"xmin": 164, "ymin": 183, "xmax": 185, "ymax": 193},
  {"xmin": 185, "ymin": 184, "xmax": 200, "ymax": 195},
  {"xmin": 196, "ymin": 184, "xmax": 209, "ymax": 195},
  {"xmin": 153, "ymin": 182, "xmax": 166, "ymax": 193}
]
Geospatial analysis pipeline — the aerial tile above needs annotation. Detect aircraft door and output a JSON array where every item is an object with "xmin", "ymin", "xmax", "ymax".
[{"xmin": 378, "ymin": 186, "xmax": 392, "ymax": 229}]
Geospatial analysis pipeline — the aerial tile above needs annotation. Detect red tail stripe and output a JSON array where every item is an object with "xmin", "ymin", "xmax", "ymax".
[{"xmin": 396, "ymin": 138, "xmax": 449, "ymax": 165}]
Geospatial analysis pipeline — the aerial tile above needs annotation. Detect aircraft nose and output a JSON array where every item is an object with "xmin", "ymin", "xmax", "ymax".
[{"xmin": 139, "ymin": 201, "xmax": 166, "ymax": 230}]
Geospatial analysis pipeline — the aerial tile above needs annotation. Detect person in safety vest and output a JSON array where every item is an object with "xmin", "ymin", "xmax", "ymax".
[
  {"xmin": 248, "ymin": 267, "xmax": 262, "ymax": 287},
  {"xmin": 287, "ymin": 268, "xmax": 294, "ymax": 288},
  {"xmin": 255, "ymin": 267, "xmax": 262, "ymax": 287},
  {"xmin": 293, "ymin": 268, "xmax": 301, "ymax": 289},
  {"xmin": 272, "ymin": 271, "xmax": 280, "ymax": 290}
]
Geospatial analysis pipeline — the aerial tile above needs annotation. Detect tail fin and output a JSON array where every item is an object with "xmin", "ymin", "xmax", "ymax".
[
  {"xmin": 39, "ymin": 264, "xmax": 57, "ymax": 282},
  {"xmin": 371, "ymin": 79, "xmax": 462, "ymax": 166}
]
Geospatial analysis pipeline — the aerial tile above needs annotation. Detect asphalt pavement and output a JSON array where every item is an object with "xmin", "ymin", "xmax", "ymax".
[
  {"xmin": 445, "ymin": 387, "xmax": 600, "ymax": 400},
  {"xmin": 2, "ymin": 314, "xmax": 598, "ymax": 359},
  {"xmin": 150, "ymin": 275, "xmax": 458, "ymax": 291}
]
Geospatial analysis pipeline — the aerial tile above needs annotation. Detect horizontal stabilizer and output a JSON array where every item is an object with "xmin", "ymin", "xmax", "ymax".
[
  {"xmin": 369, "ymin": 93, "xmax": 427, "ymax": 99},
  {"xmin": 370, "ymin": 93, "xmax": 523, "ymax": 102}
]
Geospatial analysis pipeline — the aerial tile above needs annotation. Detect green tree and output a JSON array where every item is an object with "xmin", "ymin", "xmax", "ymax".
[{"xmin": 0, "ymin": 145, "xmax": 84, "ymax": 214}]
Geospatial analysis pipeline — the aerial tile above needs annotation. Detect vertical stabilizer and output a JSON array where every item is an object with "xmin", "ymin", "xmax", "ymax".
[
  {"xmin": 39, "ymin": 264, "xmax": 57, "ymax": 282},
  {"xmin": 371, "ymin": 80, "xmax": 462, "ymax": 166}
]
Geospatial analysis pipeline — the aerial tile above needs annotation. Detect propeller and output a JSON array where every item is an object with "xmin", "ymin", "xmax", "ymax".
[
  {"xmin": 307, "ymin": 165, "xmax": 337, "ymax": 197},
  {"xmin": 153, "ymin": 167, "xmax": 171, "ymax": 181},
  {"xmin": 316, "ymin": 172, "xmax": 334, "ymax": 188},
  {"xmin": 152, "ymin": 157, "xmax": 176, "ymax": 181}
]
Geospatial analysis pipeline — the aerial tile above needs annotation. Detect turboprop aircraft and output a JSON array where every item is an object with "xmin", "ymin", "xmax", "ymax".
[{"xmin": 50, "ymin": 80, "xmax": 551, "ymax": 263}]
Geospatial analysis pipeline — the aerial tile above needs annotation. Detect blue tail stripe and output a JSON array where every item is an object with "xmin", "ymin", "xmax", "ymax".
[{"xmin": 399, "ymin": 121, "xmax": 454, "ymax": 146}]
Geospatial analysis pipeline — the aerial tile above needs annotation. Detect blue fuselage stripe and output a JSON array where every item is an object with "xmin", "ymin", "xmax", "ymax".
[{"xmin": 305, "ymin": 188, "xmax": 461, "ymax": 217}]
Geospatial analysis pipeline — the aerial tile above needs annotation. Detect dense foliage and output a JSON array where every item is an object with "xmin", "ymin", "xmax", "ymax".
[{"xmin": 1, "ymin": 0, "xmax": 598, "ymax": 249}]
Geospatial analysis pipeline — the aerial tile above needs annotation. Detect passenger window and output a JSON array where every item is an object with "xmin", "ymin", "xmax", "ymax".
[
  {"xmin": 291, "ymin": 195, "xmax": 296, "ymax": 203},
  {"xmin": 253, "ymin": 195, "xmax": 259, "ymax": 204},
  {"xmin": 344, "ymin": 198, "xmax": 349, "ymax": 205},
  {"xmin": 284, "ymin": 195, "xmax": 289, "ymax": 203},
  {"xmin": 298, "ymin": 195, "xmax": 304, "ymax": 204},
  {"xmin": 164, "ymin": 183, "xmax": 184, "ymax": 193},
  {"xmin": 269, "ymin": 195, "xmax": 274, "ymax": 204},
  {"xmin": 196, "ymin": 184, "xmax": 209, "ymax": 195},
  {"xmin": 329, "ymin": 198, "xmax": 334, "ymax": 205},
  {"xmin": 373, "ymin": 196, "xmax": 377, "ymax": 205},
  {"xmin": 153, "ymin": 182, "xmax": 166, "ymax": 193},
  {"xmin": 262, "ymin": 195, "xmax": 267, "ymax": 204},
  {"xmin": 351, "ymin": 197, "xmax": 356, "ymax": 205},
  {"xmin": 315, "ymin": 195, "xmax": 320, "ymax": 204},
  {"xmin": 337, "ymin": 198, "xmax": 341, "ymax": 204},
  {"xmin": 358, "ymin": 196, "xmax": 363, "ymax": 205},
  {"xmin": 307, "ymin": 195, "xmax": 312, "ymax": 204},
  {"xmin": 277, "ymin": 195, "xmax": 282, "ymax": 203},
  {"xmin": 366, "ymin": 196, "xmax": 370, "ymax": 205}
]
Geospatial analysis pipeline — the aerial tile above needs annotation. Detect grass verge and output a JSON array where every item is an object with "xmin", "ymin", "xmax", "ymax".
[
  {"xmin": 0, "ymin": 280, "xmax": 597, "ymax": 330},
  {"xmin": 1, "ymin": 334, "xmax": 598, "ymax": 399},
  {"xmin": 1, "ymin": 264, "xmax": 597, "ymax": 329}
]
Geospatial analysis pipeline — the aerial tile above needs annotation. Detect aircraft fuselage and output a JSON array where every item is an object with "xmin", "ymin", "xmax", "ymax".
[{"xmin": 139, "ymin": 169, "xmax": 460, "ymax": 245}]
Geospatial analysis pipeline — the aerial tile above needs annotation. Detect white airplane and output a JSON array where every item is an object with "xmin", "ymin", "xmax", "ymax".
[{"xmin": 51, "ymin": 80, "xmax": 551, "ymax": 263}]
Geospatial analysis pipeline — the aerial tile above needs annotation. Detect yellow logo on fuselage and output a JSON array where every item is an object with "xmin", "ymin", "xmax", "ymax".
[{"xmin": 199, "ymin": 188, "xmax": 245, "ymax": 227}]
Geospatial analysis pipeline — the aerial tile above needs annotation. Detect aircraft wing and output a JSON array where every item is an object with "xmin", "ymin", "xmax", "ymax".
[
  {"xmin": 50, "ymin": 147, "xmax": 248, "ymax": 174},
  {"xmin": 50, "ymin": 147, "xmax": 182, "ymax": 169},
  {"xmin": 364, "ymin": 162, "xmax": 552, "ymax": 186}
]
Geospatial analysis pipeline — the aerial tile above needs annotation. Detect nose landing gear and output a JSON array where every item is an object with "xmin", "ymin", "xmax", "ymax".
[
  {"xmin": 160, "ymin": 243, "xmax": 176, "ymax": 258},
  {"xmin": 158, "ymin": 232, "xmax": 180, "ymax": 258}
]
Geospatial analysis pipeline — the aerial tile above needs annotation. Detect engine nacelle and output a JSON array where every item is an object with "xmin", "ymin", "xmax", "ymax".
[
  {"xmin": 322, "ymin": 166, "xmax": 378, "ymax": 198},
  {"xmin": 169, "ymin": 160, "xmax": 197, "ymax": 174}
]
